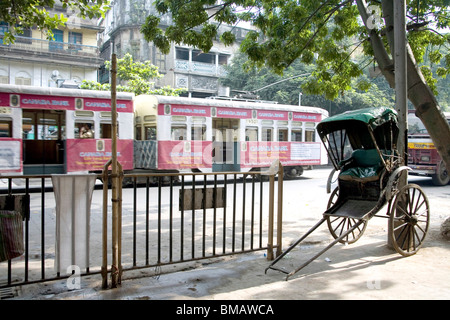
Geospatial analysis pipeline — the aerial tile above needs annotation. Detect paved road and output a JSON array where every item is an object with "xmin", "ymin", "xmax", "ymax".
[{"xmin": 8, "ymin": 167, "xmax": 450, "ymax": 300}]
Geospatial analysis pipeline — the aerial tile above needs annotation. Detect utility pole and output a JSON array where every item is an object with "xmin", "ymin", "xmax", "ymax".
[
  {"xmin": 389, "ymin": 0, "xmax": 407, "ymax": 248},
  {"xmin": 394, "ymin": 0, "xmax": 407, "ymax": 170}
]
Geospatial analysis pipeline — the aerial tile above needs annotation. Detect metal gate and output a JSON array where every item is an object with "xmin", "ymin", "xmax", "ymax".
[{"xmin": 0, "ymin": 162, "xmax": 283, "ymax": 292}]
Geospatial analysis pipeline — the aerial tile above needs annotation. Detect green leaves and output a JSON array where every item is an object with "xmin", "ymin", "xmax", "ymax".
[
  {"xmin": 0, "ymin": 0, "xmax": 109, "ymax": 43},
  {"xmin": 82, "ymin": 53, "xmax": 184, "ymax": 96},
  {"xmin": 141, "ymin": 0, "xmax": 449, "ymax": 103}
]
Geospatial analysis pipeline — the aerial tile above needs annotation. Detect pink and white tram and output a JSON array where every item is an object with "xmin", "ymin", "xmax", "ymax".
[
  {"xmin": 133, "ymin": 95, "xmax": 328, "ymax": 179},
  {"xmin": 0, "ymin": 84, "xmax": 134, "ymax": 175},
  {"xmin": 0, "ymin": 84, "xmax": 328, "ymax": 178}
]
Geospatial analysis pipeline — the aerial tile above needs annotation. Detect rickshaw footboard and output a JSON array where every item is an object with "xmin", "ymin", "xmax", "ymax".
[{"xmin": 324, "ymin": 199, "xmax": 379, "ymax": 220}]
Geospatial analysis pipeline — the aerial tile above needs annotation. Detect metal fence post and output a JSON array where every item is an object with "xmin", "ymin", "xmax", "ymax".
[
  {"xmin": 265, "ymin": 160, "xmax": 283, "ymax": 260},
  {"xmin": 267, "ymin": 173, "xmax": 275, "ymax": 260},
  {"xmin": 277, "ymin": 161, "xmax": 283, "ymax": 257}
]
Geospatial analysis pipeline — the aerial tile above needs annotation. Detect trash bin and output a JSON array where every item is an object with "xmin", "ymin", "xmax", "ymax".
[
  {"xmin": 51, "ymin": 174, "xmax": 96, "ymax": 274},
  {"xmin": 0, "ymin": 210, "xmax": 24, "ymax": 262}
]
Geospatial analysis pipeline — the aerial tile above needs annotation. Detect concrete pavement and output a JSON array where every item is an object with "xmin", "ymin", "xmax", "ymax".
[
  {"xmin": 10, "ymin": 210, "xmax": 450, "ymax": 301},
  {"xmin": 3, "ymin": 168, "xmax": 450, "ymax": 301}
]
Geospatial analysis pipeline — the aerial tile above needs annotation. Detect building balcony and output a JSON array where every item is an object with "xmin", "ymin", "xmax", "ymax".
[
  {"xmin": 0, "ymin": 35, "xmax": 102, "ymax": 67},
  {"xmin": 174, "ymin": 59, "xmax": 228, "ymax": 77}
]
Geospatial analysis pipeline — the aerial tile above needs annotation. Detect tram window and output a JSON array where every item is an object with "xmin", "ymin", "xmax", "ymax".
[
  {"xmin": 278, "ymin": 128, "xmax": 288, "ymax": 142},
  {"xmin": 46, "ymin": 126, "xmax": 61, "ymax": 140},
  {"xmin": 135, "ymin": 126, "xmax": 142, "ymax": 140},
  {"xmin": 262, "ymin": 127, "xmax": 273, "ymax": 141},
  {"xmin": 245, "ymin": 127, "xmax": 258, "ymax": 141},
  {"xmin": 305, "ymin": 122, "xmax": 316, "ymax": 142},
  {"xmin": 22, "ymin": 110, "xmax": 65, "ymax": 140},
  {"xmin": 100, "ymin": 123, "xmax": 112, "ymax": 138},
  {"xmin": 291, "ymin": 129, "xmax": 302, "ymax": 142},
  {"xmin": 0, "ymin": 118, "xmax": 12, "ymax": 137},
  {"xmin": 192, "ymin": 125, "xmax": 206, "ymax": 140},
  {"xmin": 145, "ymin": 126, "xmax": 157, "ymax": 140},
  {"xmin": 75, "ymin": 122, "xmax": 94, "ymax": 139},
  {"xmin": 171, "ymin": 125, "xmax": 187, "ymax": 140}
]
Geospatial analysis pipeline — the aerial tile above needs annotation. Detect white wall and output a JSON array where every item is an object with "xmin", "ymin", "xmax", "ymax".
[{"xmin": 0, "ymin": 59, "xmax": 98, "ymax": 87}]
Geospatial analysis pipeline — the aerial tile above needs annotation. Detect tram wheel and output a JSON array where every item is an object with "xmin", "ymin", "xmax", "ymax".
[
  {"xmin": 326, "ymin": 187, "xmax": 367, "ymax": 244},
  {"xmin": 389, "ymin": 183, "xmax": 430, "ymax": 256}
]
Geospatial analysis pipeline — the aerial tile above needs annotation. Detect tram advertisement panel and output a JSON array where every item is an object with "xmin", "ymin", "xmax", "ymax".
[
  {"xmin": 241, "ymin": 142, "xmax": 322, "ymax": 167},
  {"xmin": 158, "ymin": 141, "xmax": 213, "ymax": 170},
  {"xmin": 0, "ymin": 139, "xmax": 21, "ymax": 173},
  {"xmin": 66, "ymin": 139, "xmax": 134, "ymax": 172},
  {"xmin": 157, "ymin": 141, "xmax": 322, "ymax": 170},
  {"xmin": 0, "ymin": 92, "xmax": 132, "ymax": 112}
]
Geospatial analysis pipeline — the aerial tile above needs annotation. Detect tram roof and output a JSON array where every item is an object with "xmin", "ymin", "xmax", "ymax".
[
  {"xmin": 135, "ymin": 94, "xmax": 329, "ymax": 117},
  {"xmin": 0, "ymin": 84, "xmax": 134, "ymax": 100}
]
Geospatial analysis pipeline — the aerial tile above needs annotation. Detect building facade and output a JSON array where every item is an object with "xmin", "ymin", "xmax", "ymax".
[
  {"xmin": 98, "ymin": 0, "xmax": 252, "ymax": 98},
  {"xmin": 0, "ymin": 4, "xmax": 104, "ymax": 88}
]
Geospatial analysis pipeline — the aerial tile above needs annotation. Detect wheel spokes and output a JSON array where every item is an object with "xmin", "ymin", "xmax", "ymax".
[
  {"xmin": 328, "ymin": 216, "xmax": 366, "ymax": 244},
  {"xmin": 390, "ymin": 184, "xmax": 430, "ymax": 256}
]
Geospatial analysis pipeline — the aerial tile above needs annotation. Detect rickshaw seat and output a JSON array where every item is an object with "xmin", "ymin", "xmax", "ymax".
[{"xmin": 339, "ymin": 149, "xmax": 382, "ymax": 182}]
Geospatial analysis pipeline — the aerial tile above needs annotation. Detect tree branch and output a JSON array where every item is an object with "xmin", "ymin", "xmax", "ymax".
[{"xmin": 356, "ymin": 0, "xmax": 395, "ymax": 88}]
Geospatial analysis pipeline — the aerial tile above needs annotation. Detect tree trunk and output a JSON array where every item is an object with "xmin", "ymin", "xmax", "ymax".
[{"xmin": 357, "ymin": 0, "xmax": 450, "ymax": 175}]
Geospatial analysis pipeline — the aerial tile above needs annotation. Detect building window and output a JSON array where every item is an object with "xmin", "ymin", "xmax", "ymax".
[
  {"xmin": 0, "ymin": 22, "xmax": 8, "ymax": 45},
  {"xmin": 15, "ymin": 77, "xmax": 31, "ymax": 85},
  {"xmin": 218, "ymin": 54, "xmax": 229, "ymax": 65},
  {"xmin": 49, "ymin": 29, "xmax": 64, "ymax": 52},
  {"xmin": 69, "ymin": 32, "xmax": 82, "ymax": 51},
  {"xmin": 115, "ymin": 42, "xmax": 121, "ymax": 56},
  {"xmin": 16, "ymin": 28, "xmax": 32, "ymax": 44},
  {"xmin": 155, "ymin": 47, "xmax": 166, "ymax": 71},
  {"xmin": 192, "ymin": 50, "xmax": 214, "ymax": 64},
  {"xmin": 0, "ymin": 75, "xmax": 9, "ymax": 84},
  {"xmin": 176, "ymin": 48, "xmax": 189, "ymax": 60}
]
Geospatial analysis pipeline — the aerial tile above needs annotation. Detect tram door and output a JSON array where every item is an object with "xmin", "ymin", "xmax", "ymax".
[
  {"xmin": 212, "ymin": 118, "xmax": 240, "ymax": 172},
  {"xmin": 22, "ymin": 109, "xmax": 66, "ymax": 174}
]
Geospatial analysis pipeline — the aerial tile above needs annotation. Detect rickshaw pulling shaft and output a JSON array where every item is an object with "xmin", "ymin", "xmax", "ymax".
[{"xmin": 265, "ymin": 218, "xmax": 366, "ymax": 280}]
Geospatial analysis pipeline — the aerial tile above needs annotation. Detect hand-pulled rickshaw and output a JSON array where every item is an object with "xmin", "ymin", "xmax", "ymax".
[{"xmin": 266, "ymin": 107, "xmax": 430, "ymax": 280}]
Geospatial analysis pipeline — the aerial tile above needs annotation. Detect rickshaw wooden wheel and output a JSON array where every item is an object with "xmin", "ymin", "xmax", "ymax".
[
  {"xmin": 326, "ymin": 187, "xmax": 367, "ymax": 244},
  {"xmin": 389, "ymin": 183, "xmax": 430, "ymax": 256}
]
